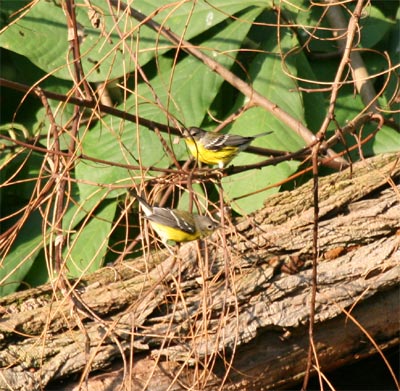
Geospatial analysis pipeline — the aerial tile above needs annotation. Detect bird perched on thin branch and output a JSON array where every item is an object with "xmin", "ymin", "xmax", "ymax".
[{"xmin": 183, "ymin": 127, "xmax": 272, "ymax": 168}]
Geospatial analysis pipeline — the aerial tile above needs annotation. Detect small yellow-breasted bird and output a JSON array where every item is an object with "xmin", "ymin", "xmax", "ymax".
[
  {"xmin": 183, "ymin": 127, "xmax": 272, "ymax": 168},
  {"xmin": 134, "ymin": 193, "xmax": 217, "ymax": 244}
]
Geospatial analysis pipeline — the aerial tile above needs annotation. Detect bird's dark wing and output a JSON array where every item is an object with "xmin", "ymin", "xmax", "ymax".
[
  {"xmin": 205, "ymin": 134, "xmax": 252, "ymax": 150},
  {"xmin": 146, "ymin": 208, "xmax": 196, "ymax": 234}
]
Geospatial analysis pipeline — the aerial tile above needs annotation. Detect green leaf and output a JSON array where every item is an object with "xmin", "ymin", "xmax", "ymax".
[
  {"xmin": 22, "ymin": 249, "xmax": 48, "ymax": 288},
  {"xmin": 177, "ymin": 184, "xmax": 208, "ymax": 213},
  {"xmin": 0, "ymin": 148, "xmax": 51, "ymax": 294},
  {"xmin": 75, "ymin": 7, "xmax": 264, "ymax": 203},
  {"xmin": 0, "ymin": 0, "xmax": 269, "ymax": 82},
  {"xmin": 327, "ymin": 84, "xmax": 400, "ymax": 158},
  {"xmin": 64, "ymin": 201, "xmax": 117, "ymax": 277},
  {"xmin": 293, "ymin": 5, "xmax": 337, "ymax": 54},
  {"xmin": 295, "ymin": 51, "xmax": 326, "ymax": 132},
  {"xmin": 0, "ymin": 148, "xmax": 44, "ymax": 208},
  {"xmin": 160, "ymin": 7, "xmax": 264, "ymax": 125},
  {"xmin": 0, "ymin": 0, "xmax": 125, "ymax": 82},
  {"xmin": 359, "ymin": 5, "xmax": 395, "ymax": 48},
  {"xmin": 75, "ymin": 122, "xmax": 167, "ymax": 203},
  {"xmin": 0, "ymin": 211, "xmax": 43, "ymax": 296},
  {"xmin": 290, "ymin": 3, "xmax": 395, "ymax": 53},
  {"xmin": 221, "ymin": 31, "xmax": 305, "ymax": 214},
  {"xmin": 372, "ymin": 126, "xmax": 400, "ymax": 154},
  {"xmin": 222, "ymin": 160, "xmax": 299, "ymax": 215}
]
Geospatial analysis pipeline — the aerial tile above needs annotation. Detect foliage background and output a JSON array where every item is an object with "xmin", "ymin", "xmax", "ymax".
[{"xmin": 0, "ymin": 0, "xmax": 399, "ymax": 297}]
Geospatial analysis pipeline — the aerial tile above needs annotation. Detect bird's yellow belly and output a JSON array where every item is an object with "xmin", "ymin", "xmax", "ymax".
[
  {"xmin": 185, "ymin": 139, "xmax": 238, "ymax": 166},
  {"xmin": 150, "ymin": 222, "xmax": 200, "ymax": 243}
]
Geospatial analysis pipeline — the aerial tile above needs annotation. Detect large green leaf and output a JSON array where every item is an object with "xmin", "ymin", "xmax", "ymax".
[
  {"xmin": 293, "ymin": 3, "xmax": 337, "ymax": 54},
  {"xmin": 0, "ymin": 211, "xmax": 43, "ymax": 296},
  {"xmin": 221, "ymin": 30, "xmax": 305, "ymax": 214},
  {"xmin": 65, "ymin": 201, "xmax": 117, "ymax": 277},
  {"xmin": 75, "ymin": 7, "xmax": 264, "ymax": 203},
  {"xmin": 0, "ymin": 49, "xmax": 76, "ymax": 141},
  {"xmin": 0, "ymin": 0, "xmax": 269, "ymax": 82},
  {"xmin": 290, "ymin": 3, "xmax": 394, "ymax": 53},
  {"xmin": 333, "ymin": 87, "xmax": 400, "ymax": 157},
  {"xmin": 295, "ymin": 51, "xmax": 326, "ymax": 132},
  {"xmin": 359, "ymin": 4, "xmax": 395, "ymax": 48},
  {"xmin": 147, "ymin": 6, "xmax": 265, "ymax": 125},
  {"xmin": 0, "ymin": 184, "xmax": 119, "ymax": 295},
  {"xmin": 75, "ymin": 120, "xmax": 169, "ymax": 204}
]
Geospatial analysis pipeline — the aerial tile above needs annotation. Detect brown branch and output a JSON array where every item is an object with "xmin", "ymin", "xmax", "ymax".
[
  {"xmin": 325, "ymin": 1, "xmax": 380, "ymax": 113},
  {"xmin": 0, "ymin": 78, "xmax": 174, "ymax": 135},
  {"xmin": 304, "ymin": 1, "xmax": 368, "ymax": 388},
  {"xmin": 317, "ymin": 0, "xmax": 366, "ymax": 140},
  {"xmin": 108, "ymin": 0, "xmax": 348, "ymax": 170},
  {"xmin": 2, "ymin": 77, "xmax": 381, "ymax": 174},
  {"xmin": 0, "ymin": 153, "xmax": 398, "ymax": 390}
]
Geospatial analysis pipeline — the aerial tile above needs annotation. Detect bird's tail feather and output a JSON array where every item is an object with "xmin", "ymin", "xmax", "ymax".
[
  {"xmin": 129, "ymin": 189, "xmax": 152, "ymax": 216},
  {"xmin": 252, "ymin": 131, "xmax": 273, "ymax": 139}
]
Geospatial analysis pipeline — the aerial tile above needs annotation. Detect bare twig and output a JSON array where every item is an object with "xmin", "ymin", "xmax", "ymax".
[
  {"xmin": 108, "ymin": 0, "xmax": 348, "ymax": 170},
  {"xmin": 303, "ymin": 1, "xmax": 367, "ymax": 389},
  {"xmin": 325, "ymin": 2, "xmax": 380, "ymax": 113}
]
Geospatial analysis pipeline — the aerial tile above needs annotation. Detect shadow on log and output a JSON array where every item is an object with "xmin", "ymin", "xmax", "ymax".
[{"xmin": 0, "ymin": 153, "xmax": 399, "ymax": 390}]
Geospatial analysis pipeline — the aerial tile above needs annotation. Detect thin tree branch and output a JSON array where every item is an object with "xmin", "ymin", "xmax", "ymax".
[{"xmin": 108, "ymin": 0, "xmax": 348, "ymax": 170}]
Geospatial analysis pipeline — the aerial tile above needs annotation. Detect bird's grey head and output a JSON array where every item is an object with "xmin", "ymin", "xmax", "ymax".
[
  {"xmin": 198, "ymin": 216, "xmax": 218, "ymax": 234},
  {"xmin": 184, "ymin": 127, "xmax": 204, "ymax": 140}
]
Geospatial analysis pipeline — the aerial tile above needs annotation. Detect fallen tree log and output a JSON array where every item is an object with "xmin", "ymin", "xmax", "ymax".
[{"xmin": 0, "ymin": 153, "xmax": 399, "ymax": 390}]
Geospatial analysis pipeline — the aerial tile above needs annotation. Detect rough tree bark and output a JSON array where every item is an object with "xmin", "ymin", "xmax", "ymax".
[{"xmin": 0, "ymin": 153, "xmax": 399, "ymax": 391}]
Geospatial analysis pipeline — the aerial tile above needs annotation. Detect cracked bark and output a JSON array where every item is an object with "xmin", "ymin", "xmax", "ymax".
[{"xmin": 0, "ymin": 153, "xmax": 399, "ymax": 391}]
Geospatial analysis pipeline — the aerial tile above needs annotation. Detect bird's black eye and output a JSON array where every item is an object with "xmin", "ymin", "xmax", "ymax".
[
  {"xmin": 190, "ymin": 127, "xmax": 200, "ymax": 137},
  {"xmin": 207, "ymin": 223, "xmax": 214, "ymax": 230}
]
